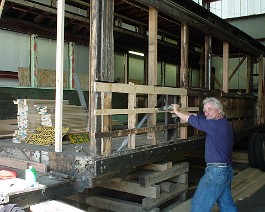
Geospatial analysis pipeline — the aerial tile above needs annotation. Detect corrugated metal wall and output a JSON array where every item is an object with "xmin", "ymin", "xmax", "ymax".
[{"xmin": 193, "ymin": 0, "xmax": 265, "ymax": 19}]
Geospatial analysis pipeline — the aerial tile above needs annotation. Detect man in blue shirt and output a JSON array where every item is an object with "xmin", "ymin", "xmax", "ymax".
[{"xmin": 170, "ymin": 97, "xmax": 237, "ymax": 212}]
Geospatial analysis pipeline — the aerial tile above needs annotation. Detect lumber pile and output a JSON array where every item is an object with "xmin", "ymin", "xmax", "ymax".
[
  {"xmin": 86, "ymin": 161, "xmax": 189, "ymax": 212},
  {"xmin": 12, "ymin": 99, "xmax": 124, "ymax": 143},
  {"xmin": 12, "ymin": 99, "xmax": 87, "ymax": 143},
  {"xmin": 232, "ymin": 167, "xmax": 265, "ymax": 202}
]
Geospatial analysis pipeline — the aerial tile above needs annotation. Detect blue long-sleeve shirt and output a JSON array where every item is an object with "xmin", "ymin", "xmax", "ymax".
[{"xmin": 188, "ymin": 114, "xmax": 234, "ymax": 164}]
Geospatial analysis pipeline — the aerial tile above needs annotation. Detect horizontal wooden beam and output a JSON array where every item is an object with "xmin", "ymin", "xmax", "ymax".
[
  {"xmin": 95, "ymin": 82, "xmax": 187, "ymax": 95},
  {"xmin": 134, "ymin": 0, "xmax": 265, "ymax": 56},
  {"xmin": 7, "ymin": 0, "xmax": 89, "ymax": 22},
  {"xmin": 95, "ymin": 123, "xmax": 189, "ymax": 139},
  {"xmin": 101, "ymin": 178, "xmax": 160, "ymax": 199},
  {"xmin": 95, "ymin": 107, "xmax": 198, "ymax": 115},
  {"xmin": 0, "ymin": 156, "xmax": 48, "ymax": 172}
]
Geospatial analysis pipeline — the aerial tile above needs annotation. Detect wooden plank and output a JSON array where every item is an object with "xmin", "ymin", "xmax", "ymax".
[
  {"xmin": 142, "ymin": 183, "xmax": 188, "ymax": 210},
  {"xmin": 95, "ymin": 123, "xmax": 189, "ymax": 139},
  {"xmin": 231, "ymin": 168, "xmax": 260, "ymax": 188},
  {"xmin": 232, "ymin": 169, "xmax": 264, "ymax": 198},
  {"xmin": 0, "ymin": 134, "xmax": 13, "ymax": 139},
  {"xmin": 228, "ymin": 56, "xmax": 246, "ymax": 82},
  {"xmin": 95, "ymin": 107, "xmax": 198, "ymax": 115},
  {"xmin": 233, "ymin": 173, "xmax": 265, "ymax": 201},
  {"xmin": 139, "ymin": 162, "xmax": 189, "ymax": 187},
  {"xmin": 223, "ymin": 42, "xmax": 229, "ymax": 93},
  {"xmin": 0, "ymin": 156, "xmax": 48, "ymax": 172},
  {"xmin": 128, "ymin": 88, "xmax": 136, "ymax": 149},
  {"xmin": 142, "ymin": 161, "xmax": 172, "ymax": 172},
  {"xmin": 231, "ymin": 151, "xmax": 248, "ymax": 163},
  {"xmin": 159, "ymin": 182, "xmax": 175, "ymax": 192},
  {"xmin": 180, "ymin": 23, "xmax": 189, "ymax": 88},
  {"xmin": 102, "ymin": 92, "xmax": 112, "ymax": 156},
  {"xmin": 180, "ymin": 96, "xmax": 188, "ymax": 139},
  {"xmin": 30, "ymin": 200, "xmax": 85, "ymax": 212},
  {"xmin": 8, "ymin": 0, "xmax": 89, "ymax": 23},
  {"xmin": 246, "ymin": 56, "xmax": 253, "ymax": 93},
  {"xmin": 95, "ymin": 82, "xmax": 187, "ymax": 95},
  {"xmin": 86, "ymin": 195, "xmax": 159, "ymax": 212},
  {"xmin": 101, "ymin": 178, "xmax": 160, "ymax": 199},
  {"xmin": 147, "ymin": 7, "xmax": 158, "ymax": 146},
  {"xmin": 168, "ymin": 173, "xmax": 188, "ymax": 184}
]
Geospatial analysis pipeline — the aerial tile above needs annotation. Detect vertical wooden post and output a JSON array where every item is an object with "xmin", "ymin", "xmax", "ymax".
[
  {"xmin": 30, "ymin": 34, "xmax": 38, "ymax": 88},
  {"xmin": 0, "ymin": 0, "xmax": 6, "ymax": 18},
  {"xmin": 147, "ymin": 7, "xmax": 157, "ymax": 145},
  {"xmin": 180, "ymin": 95, "xmax": 188, "ymax": 139},
  {"xmin": 246, "ymin": 56, "xmax": 253, "ymax": 93},
  {"xmin": 180, "ymin": 23, "xmax": 189, "ymax": 88},
  {"xmin": 68, "ymin": 42, "xmax": 75, "ymax": 89},
  {"xmin": 128, "ymin": 83, "xmax": 136, "ymax": 149},
  {"xmin": 102, "ymin": 92, "xmax": 112, "ymax": 155},
  {"xmin": 124, "ymin": 53, "xmax": 128, "ymax": 84},
  {"xmin": 55, "ymin": 0, "xmax": 65, "ymax": 152},
  {"xmin": 258, "ymin": 54, "xmax": 263, "ymax": 124},
  {"xmin": 223, "ymin": 42, "xmax": 229, "ymax": 93},
  {"xmin": 89, "ymin": 0, "xmax": 114, "ymax": 156},
  {"xmin": 180, "ymin": 23, "xmax": 189, "ymax": 139},
  {"xmin": 205, "ymin": 35, "xmax": 212, "ymax": 90},
  {"xmin": 199, "ymin": 46, "xmax": 204, "ymax": 88}
]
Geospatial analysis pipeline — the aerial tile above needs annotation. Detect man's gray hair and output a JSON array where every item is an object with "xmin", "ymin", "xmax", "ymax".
[{"xmin": 203, "ymin": 97, "xmax": 225, "ymax": 116}]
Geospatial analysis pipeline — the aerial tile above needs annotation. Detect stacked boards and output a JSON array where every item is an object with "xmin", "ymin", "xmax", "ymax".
[{"xmin": 12, "ymin": 99, "xmax": 87, "ymax": 143}]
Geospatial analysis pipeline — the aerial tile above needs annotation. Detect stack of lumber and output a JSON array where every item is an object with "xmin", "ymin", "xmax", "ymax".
[
  {"xmin": 12, "ymin": 99, "xmax": 87, "ymax": 143},
  {"xmin": 87, "ymin": 161, "xmax": 189, "ymax": 211},
  {"xmin": 232, "ymin": 167, "xmax": 265, "ymax": 202},
  {"xmin": 12, "ymin": 99, "xmax": 124, "ymax": 143}
]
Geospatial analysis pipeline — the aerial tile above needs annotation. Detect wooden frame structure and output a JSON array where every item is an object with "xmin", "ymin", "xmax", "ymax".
[
  {"xmin": 85, "ymin": 0, "xmax": 265, "ymax": 158},
  {"xmin": 0, "ymin": 0, "xmax": 265, "ymax": 192}
]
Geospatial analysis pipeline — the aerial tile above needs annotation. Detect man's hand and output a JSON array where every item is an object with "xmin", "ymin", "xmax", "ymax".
[{"xmin": 170, "ymin": 104, "xmax": 181, "ymax": 114}]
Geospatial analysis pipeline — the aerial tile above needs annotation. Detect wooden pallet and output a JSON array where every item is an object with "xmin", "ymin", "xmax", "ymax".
[{"xmin": 86, "ymin": 161, "xmax": 189, "ymax": 212}]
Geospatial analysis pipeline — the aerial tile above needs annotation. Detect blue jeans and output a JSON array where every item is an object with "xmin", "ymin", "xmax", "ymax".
[{"xmin": 191, "ymin": 165, "xmax": 237, "ymax": 212}]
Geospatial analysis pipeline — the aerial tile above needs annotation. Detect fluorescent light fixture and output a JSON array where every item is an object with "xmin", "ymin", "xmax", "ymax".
[{"xmin": 129, "ymin": 51, "xmax": 144, "ymax": 57}]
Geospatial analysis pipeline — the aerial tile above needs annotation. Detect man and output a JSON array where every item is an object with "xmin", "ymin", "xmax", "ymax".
[{"xmin": 170, "ymin": 97, "xmax": 237, "ymax": 212}]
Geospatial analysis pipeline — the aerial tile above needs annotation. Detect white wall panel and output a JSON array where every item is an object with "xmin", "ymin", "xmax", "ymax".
[
  {"xmin": 75, "ymin": 44, "xmax": 89, "ymax": 74},
  {"xmin": 0, "ymin": 30, "xmax": 29, "ymax": 72},
  {"xmin": 228, "ymin": 15, "xmax": 265, "ymax": 39},
  {"xmin": 194, "ymin": 0, "xmax": 264, "ymax": 18},
  {"xmin": 38, "ymin": 37, "xmax": 68, "ymax": 71}
]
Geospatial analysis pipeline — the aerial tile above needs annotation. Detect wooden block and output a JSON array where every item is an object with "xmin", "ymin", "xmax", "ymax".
[
  {"xmin": 101, "ymin": 179, "xmax": 161, "ymax": 198},
  {"xmin": 168, "ymin": 173, "xmax": 188, "ymax": 184},
  {"xmin": 86, "ymin": 195, "xmax": 160, "ymax": 212},
  {"xmin": 142, "ymin": 161, "xmax": 172, "ymax": 171},
  {"xmin": 142, "ymin": 183, "xmax": 188, "ymax": 210},
  {"xmin": 160, "ymin": 182, "xmax": 175, "ymax": 192},
  {"xmin": 0, "ymin": 156, "xmax": 48, "ymax": 172},
  {"xmin": 139, "ymin": 162, "xmax": 189, "ymax": 187}
]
